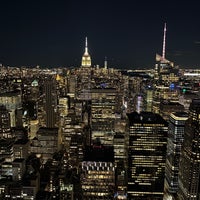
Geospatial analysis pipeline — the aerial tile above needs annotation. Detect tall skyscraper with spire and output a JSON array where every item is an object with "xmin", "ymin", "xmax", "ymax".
[
  {"xmin": 153, "ymin": 23, "xmax": 179, "ymax": 114},
  {"xmin": 81, "ymin": 37, "xmax": 91, "ymax": 67},
  {"xmin": 78, "ymin": 37, "xmax": 92, "ymax": 100},
  {"xmin": 154, "ymin": 23, "xmax": 172, "ymax": 79}
]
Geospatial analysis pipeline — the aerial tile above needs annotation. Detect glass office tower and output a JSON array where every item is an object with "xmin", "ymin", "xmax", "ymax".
[
  {"xmin": 164, "ymin": 112, "xmax": 188, "ymax": 197},
  {"xmin": 178, "ymin": 99, "xmax": 200, "ymax": 200}
]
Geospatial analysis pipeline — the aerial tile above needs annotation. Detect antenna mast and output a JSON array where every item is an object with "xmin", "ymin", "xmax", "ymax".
[
  {"xmin": 104, "ymin": 56, "xmax": 107, "ymax": 69},
  {"xmin": 162, "ymin": 23, "xmax": 167, "ymax": 60}
]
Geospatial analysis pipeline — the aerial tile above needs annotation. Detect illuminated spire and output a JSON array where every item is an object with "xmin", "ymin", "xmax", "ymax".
[
  {"xmin": 85, "ymin": 37, "xmax": 88, "ymax": 55},
  {"xmin": 81, "ymin": 37, "xmax": 91, "ymax": 67},
  {"xmin": 162, "ymin": 23, "xmax": 167, "ymax": 60}
]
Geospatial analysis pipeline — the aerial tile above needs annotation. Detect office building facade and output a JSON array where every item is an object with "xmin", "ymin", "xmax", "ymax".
[
  {"xmin": 81, "ymin": 145, "xmax": 115, "ymax": 199},
  {"xmin": 164, "ymin": 112, "xmax": 188, "ymax": 196},
  {"xmin": 177, "ymin": 99, "xmax": 200, "ymax": 200},
  {"xmin": 127, "ymin": 112, "xmax": 168, "ymax": 199}
]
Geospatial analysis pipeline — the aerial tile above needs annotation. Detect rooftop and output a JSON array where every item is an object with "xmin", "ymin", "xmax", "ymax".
[
  {"xmin": 127, "ymin": 112, "xmax": 168, "ymax": 126},
  {"xmin": 84, "ymin": 145, "xmax": 114, "ymax": 162}
]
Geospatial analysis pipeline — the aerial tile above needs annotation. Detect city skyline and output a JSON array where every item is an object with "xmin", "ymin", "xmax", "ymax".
[
  {"xmin": 0, "ymin": 44, "xmax": 200, "ymax": 199},
  {"xmin": 0, "ymin": 0, "xmax": 200, "ymax": 69}
]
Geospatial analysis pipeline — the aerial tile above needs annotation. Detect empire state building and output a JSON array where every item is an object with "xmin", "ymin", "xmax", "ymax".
[
  {"xmin": 81, "ymin": 37, "xmax": 91, "ymax": 67},
  {"xmin": 78, "ymin": 37, "xmax": 92, "ymax": 100}
]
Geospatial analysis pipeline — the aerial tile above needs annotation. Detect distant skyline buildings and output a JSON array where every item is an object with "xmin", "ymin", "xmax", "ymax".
[{"xmin": 0, "ymin": 32, "xmax": 199, "ymax": 69}]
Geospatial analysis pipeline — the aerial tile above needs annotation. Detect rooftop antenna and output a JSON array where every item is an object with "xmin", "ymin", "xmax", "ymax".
[
  {"xmin": 162, "ymin": 23, "xmax": 167, "ymax": 60},
  {"xmin": 104, "ymin": 56, "xmax": 107, "ymax": 69}
]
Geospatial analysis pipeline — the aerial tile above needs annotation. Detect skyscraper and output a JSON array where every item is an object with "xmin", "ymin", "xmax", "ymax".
[
  {"xmin": 0, "ymin": 105, "xmax": 11, "ymax": 138},
  {"xmin": 164, "ymin": 112, "xmax": 188, "ymax": 197},
  {"xmin": 91, "ymin": 87, "xmax": 117, "ymax": 145},
  {"xmin": 153, "ymin": 23, "xmax": 179, "ymax": 114},
  {"xmin": 0, "ymin": 91, "xmax": 22, "ymax": 127},
  {"xmin": 177, "ymin": 99, "xmax": 200, "ymax": 200},
  {"xmin": 30, "ymin": 127, "xmax": 58, "ymax": 163},
  {"xmin": 81, "ymin": 37, "xmax": 91, "ymax": 68},
  {"xmin": 81, "ymin": 144, "xmax": 115, "ymax": 199},
  {"xmin": 78, "ymin": 37, "xmax": 92, "ymax": 100},
  {"xmin": 127, "ymin": 112, "xmax": 168, "ymax": 199},
  {"xmin": 40, "ymin": 75, "xmax": 57, "ymax": 128}
]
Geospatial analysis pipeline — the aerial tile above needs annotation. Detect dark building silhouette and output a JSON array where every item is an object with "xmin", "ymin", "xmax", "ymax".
[
  {"xmin": 127, "ymin": 112, "xmax": 168, "ymax": 199},
  {"xmin": 43, "ymin": 76, "xmax": 57, "ymax": 128},
  {"xmin": 177, "ymin": 99, "xmax": 200, "ymax": 200}
]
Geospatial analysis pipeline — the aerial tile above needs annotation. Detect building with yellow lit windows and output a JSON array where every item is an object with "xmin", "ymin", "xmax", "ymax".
[
  {"xmin": 81, "ymin": 144, "xmax": 115, "ymax": 199},
  {"xmin": 127, "ymin": 112, "xmax": 168, "ymax": 199},
  {"xmin": 78, "ymin": 37, "xmax": 92, "ymax": 100},
  {"xmin": 81, "ymin": 37, "xmax": 91, "ymax": 68},
  {"xmin": 177, "ymin": 99, "xmax": 200, "ymax": 200}
]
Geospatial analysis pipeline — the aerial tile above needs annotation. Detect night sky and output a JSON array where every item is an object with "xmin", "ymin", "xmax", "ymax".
[{"xmin": 0, "ymin": 0, "xmax": 199, "ymax": 69}]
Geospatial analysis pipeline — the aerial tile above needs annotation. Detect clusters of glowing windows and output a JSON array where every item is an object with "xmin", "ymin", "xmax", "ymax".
[{"xmin": 128, "ymin": 121, "xmax": 167, "ymax": 197}]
